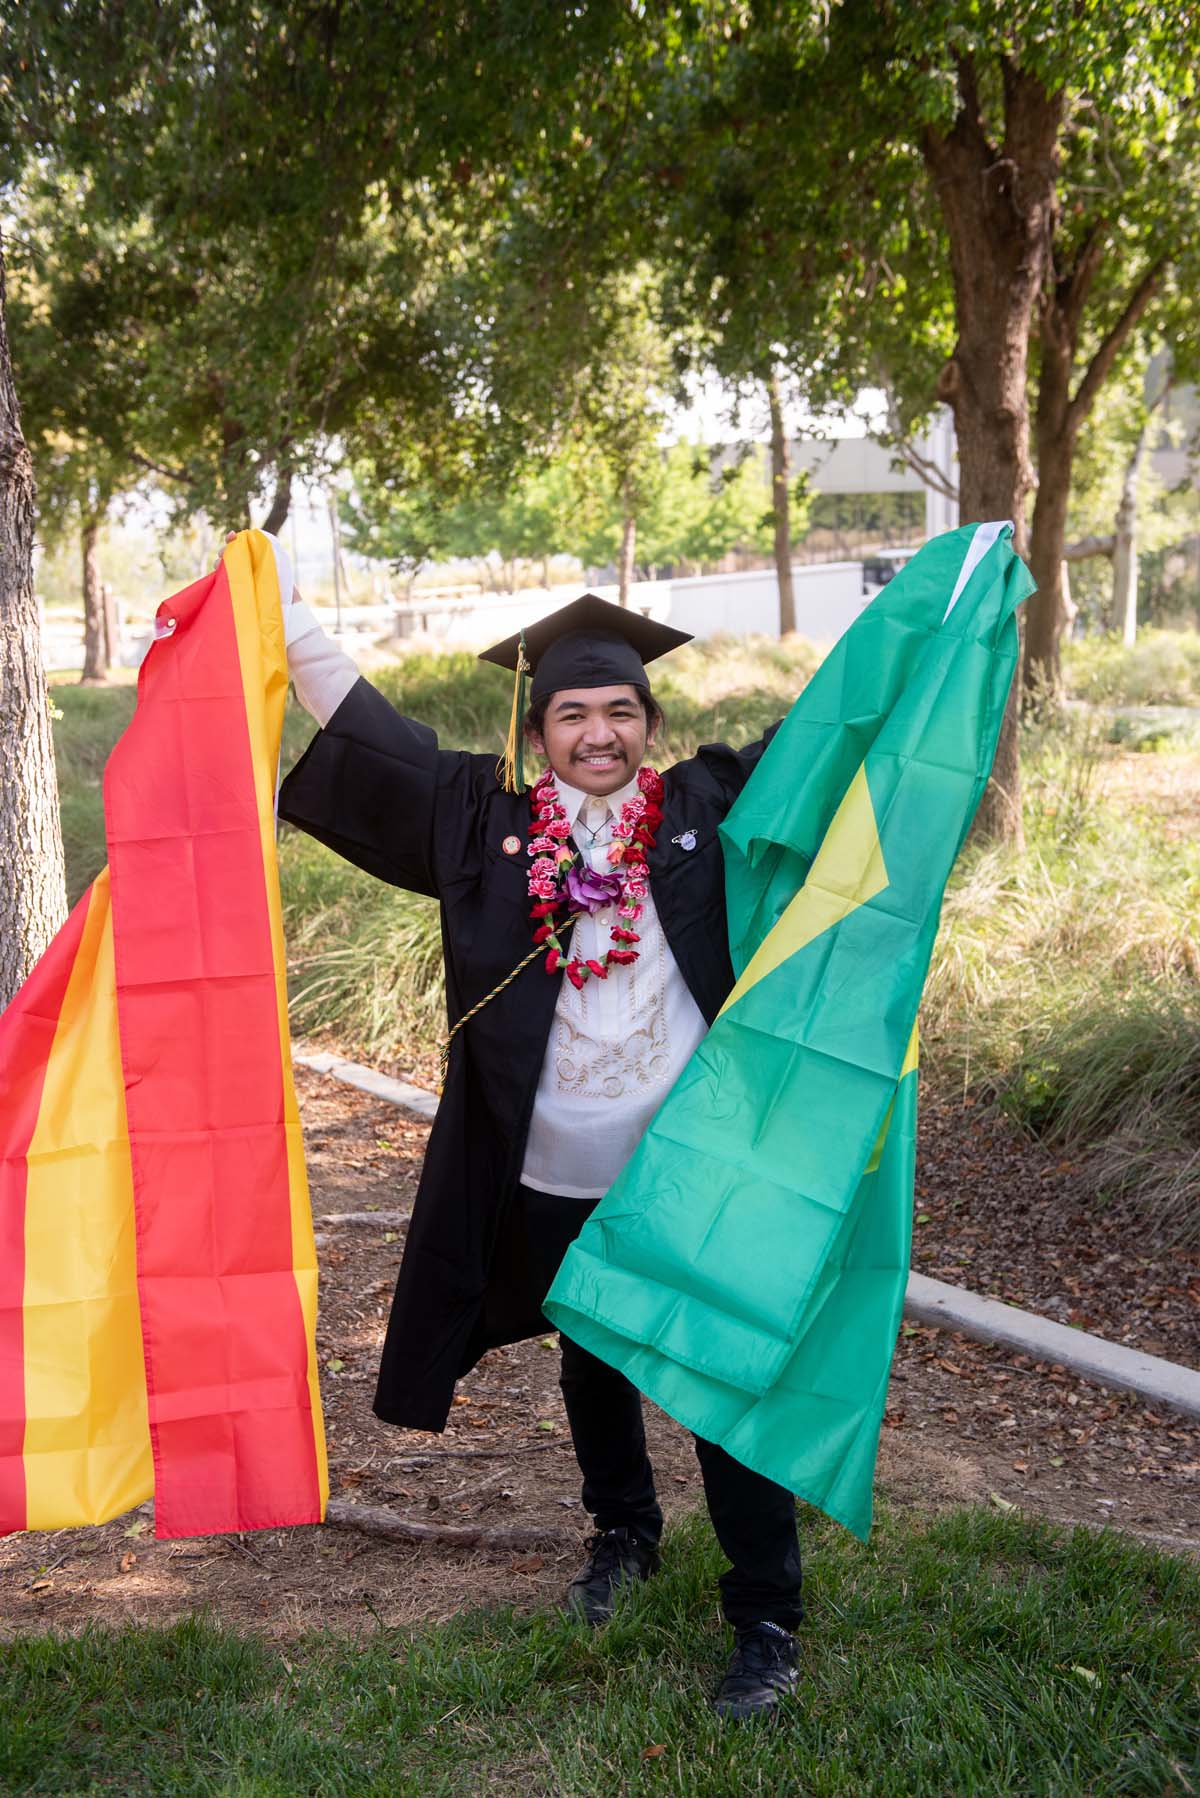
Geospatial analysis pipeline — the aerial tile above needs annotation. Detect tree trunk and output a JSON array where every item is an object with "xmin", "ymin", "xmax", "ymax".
[
  {"xmin": 618, "ymin": 507, "xmax": 636, "ymax": 606},
  {"xmin": 80, "ymin": 516, "xmax": 108, "ymax": 683},
  {"xmin": 0, "ymin": 231, "xmax": 67, "ymax": 1009},
  {"xmin": 1027, "ymin": 244, "xmax": 1166, "ymax": 694},
  {"xmin": 1024, "ymin": 477, "xmax": 1070, "ymax": 701},
  {"xmin": 1111, "ymin": 375, "xmax": 1171, "ymax": 645},
  {"xmin": 327, "ymin": 490, "xmax": 345, "ymax": 630},
  {"xmin": 1060, "ymin": 559, "xmax": 1077, "ymax": 638},
  {"xmin": 923, "ymin": 58, "xmax": 1063, "ymax": 849},
  {"xmin": 1024, "ymin": 290, "xmax": 1077, "ymax": 705},
  {"xmin": 102, "ymin": 582, "xmax": 118, "ymax": 668},
  {"xmin": 262, "ymin": 468, "xmax": 292, "ymax": 536},
  {"xmin": 1112, "ymin": 425, "xmax": 1148, "ymax": 646},
  {"xmin": 972, "ymin": 618, "xmax": 1025, "ymax": 847},
  {"xmin": 768, "ymin": 369, "xmax": 796, "ymax": 635}
]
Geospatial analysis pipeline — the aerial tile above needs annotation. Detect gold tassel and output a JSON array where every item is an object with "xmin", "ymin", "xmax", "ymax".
[{"xmin": 497, "ymin": 633, "xmax": 531, "ymax": 794}]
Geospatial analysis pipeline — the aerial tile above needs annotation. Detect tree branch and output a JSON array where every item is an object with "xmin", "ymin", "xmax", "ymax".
[
  {"xmin": 1000, "ymin": 57, "xmax": 1064, "ymax": 172},
  {"xmin": 129, "ymin": 450, "xmax": 191, "ymax": 484},
  {"xmin": 922, "ymin": 51, "xmax": 992, "ymax": 181},
  {"xmin": 882, "ymin": 387, "xmax": 960, "ymax": 502},
  {"xmin": 262, "ymin": 462, "xmax": 293, "ymax": 535},
  {"xmin": 1067, "ymin": 255, "xmax": 1170, "ymax": 435},
  {"xmin": 1063, "ymin": 533, "xmax": 1114, "ymax": 561},
  {"xmin": 890, "ymin": 435, "xmax": 960, "ymax": 502},
  {"xmin": 1056, "ymin": 218, "xmax": 1109, "ymax": 341}
]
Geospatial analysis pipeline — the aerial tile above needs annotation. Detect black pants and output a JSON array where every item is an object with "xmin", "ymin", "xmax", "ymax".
[{"xmin": 518, "ymin": 1184, "xmax": 803, "ymax": 1631}]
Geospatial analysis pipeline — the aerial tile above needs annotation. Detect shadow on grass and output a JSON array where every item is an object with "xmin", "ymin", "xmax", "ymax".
[{"xmin": 4, "ymin": 1507, "xmax": 1197, "ymax": 1795}]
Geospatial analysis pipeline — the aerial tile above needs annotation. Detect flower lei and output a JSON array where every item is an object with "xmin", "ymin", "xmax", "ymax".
[{"xmin": 527, "ymin": 765, "xmax": 665, "ymax": 990}]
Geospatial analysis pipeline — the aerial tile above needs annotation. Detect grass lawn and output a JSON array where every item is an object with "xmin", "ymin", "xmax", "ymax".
[{"xmin": 4, "ymin": 1509, "xmax": 1197, "ymax": 1795}]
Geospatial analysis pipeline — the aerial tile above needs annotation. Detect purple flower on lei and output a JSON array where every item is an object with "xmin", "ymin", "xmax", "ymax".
[{"xmin": 565, "ymin": 863, "xmax": 624, "ymax": 913}]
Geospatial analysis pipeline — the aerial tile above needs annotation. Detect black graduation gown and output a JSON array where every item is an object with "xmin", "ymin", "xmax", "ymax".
[{"xmin": 277, "ymin": 676, "xmax": 779, "ymax": 1432}]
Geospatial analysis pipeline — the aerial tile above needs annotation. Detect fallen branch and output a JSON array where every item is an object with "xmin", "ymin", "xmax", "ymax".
[
  {"xmin": 318, "ymin": 1210, "xmax": 411, "ymax": 1227},
  {"xmin": 325, "ymin": 1497, "xmax": 572, "ymax": 1551},
  {"xmin": 25, "ymin": 1552, "xmax": 68, "ymax": 1586},
  {"xmin": 232, "ymin": 1533, "xmax": 273, "ymax": 1573},
  {"xmin": 385, "ymin": 1439, "xmax": 568, "ymax": 1469},
  {"xmin": 443, "ymin": 1474, "xmax": 514, "ymax": 1506}
]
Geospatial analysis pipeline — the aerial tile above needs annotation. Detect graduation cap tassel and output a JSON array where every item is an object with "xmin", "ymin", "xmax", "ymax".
[{"xmin": 498, "ymin": 633, "xmax": 531, "ymax": 795}]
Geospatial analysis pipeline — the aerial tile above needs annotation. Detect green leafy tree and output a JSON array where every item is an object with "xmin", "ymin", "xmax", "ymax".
[
  {"xmin": 640, "ymin": 0, "xmax": 1200, "ymax": 837},
  {"xmin": 340, "ymin": 473, "xmax": 456, "ymax": 596},
  {"xmin": 2, "ymin": 4, "xmax": 617, "ymax": 527},
  {"xmin": 568, "ymin": 271, "xmax": 681, "ymax": 602},
  {"xmin": 7, "ymin": 175, "xmax": 154, "ymax": 679},
  {"xmin": 342, "ymin": 439, "xmax": 610, "ymax": 593},
  {"xmin": 0, "ymin": 224, "xmax": 66, "ymax": 1000},
  {"xmin": 427, "ymin": 256, "xmax": 690, "ymax": 601},
  {"xmin": 344, "ymin": 431, "xmax": 774, "ymax": 593},
  {"xmin": 637, "ymin": 442, "xmax": 778, "ymax": 573},
  {"xmin": 1062, "ymin": 352, "xmax": 1196, "ymax": 640},
  {"xmin": 0, "ymin": 0, "xmax": 648, "ymax": 974},
  {"xmin": 1022, "ymin": 88, "xmax": 1200, "ymax": 695}
]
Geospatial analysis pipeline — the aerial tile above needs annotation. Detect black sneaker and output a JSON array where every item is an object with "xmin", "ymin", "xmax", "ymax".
[
  {"xmin": 712, "ymin": 1621, "xmax": 800, "ymax": 1720},
  {"xmin": 564, "ymin": 1526, "xmax": 660, "ymax": 1625}
]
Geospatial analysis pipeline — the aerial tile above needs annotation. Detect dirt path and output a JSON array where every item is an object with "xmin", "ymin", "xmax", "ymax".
[{"xmin": 3, "ymin": 1066, "xmax": 1196, "ymax": 1640}]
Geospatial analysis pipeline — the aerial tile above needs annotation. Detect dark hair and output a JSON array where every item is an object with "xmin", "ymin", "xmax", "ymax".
[{"xmin": 523, "ymin": 687, "xmax": 664, "ymax": 744}]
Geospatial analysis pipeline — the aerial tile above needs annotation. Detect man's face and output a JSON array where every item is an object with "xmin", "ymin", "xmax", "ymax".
[{"xmin": 529, "ymin": 684, "xmax": 656, "ymax": 797}]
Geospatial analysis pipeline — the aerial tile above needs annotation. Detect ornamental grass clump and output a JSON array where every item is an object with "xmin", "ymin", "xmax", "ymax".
[
  {"xmin": 49, "ymin": 680, "xmax": 137, "ymax": 905},
  {"xmin": 924, "ymin": 715, "xmax": 1200, "ymax": 1241},
  {"xmin": 1064, "ymin": 627, "xmax": 1200, "ymax": 708},
  {"xmin": 283, "ymin": 841, "xmax": 444, "ymax": 1061}
]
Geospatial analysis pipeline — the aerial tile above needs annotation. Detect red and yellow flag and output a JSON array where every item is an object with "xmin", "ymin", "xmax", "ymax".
[{"xmin": 0, "ymin": 531, "xmax": 326, "ymax": 1540}]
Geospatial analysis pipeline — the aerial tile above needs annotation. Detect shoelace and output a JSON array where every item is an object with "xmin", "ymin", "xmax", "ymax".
[
  {"xmin": 586, "ymin": 1529, "xmax": 635, "ymax": 1572},
  {"xmin": 731, "ymin": 1628, "xmax": 793, "ymax": 1678}
]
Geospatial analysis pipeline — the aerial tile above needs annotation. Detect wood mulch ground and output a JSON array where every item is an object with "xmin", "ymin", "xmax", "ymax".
[{"xmin": 2, "ymin": 1064, "xmax": 1196, "ymax": 1642}]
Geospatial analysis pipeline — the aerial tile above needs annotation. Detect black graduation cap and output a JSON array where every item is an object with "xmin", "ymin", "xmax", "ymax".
[{"xmin": 479, "ymin": 593, "xmax": 692, "ymax": 793}]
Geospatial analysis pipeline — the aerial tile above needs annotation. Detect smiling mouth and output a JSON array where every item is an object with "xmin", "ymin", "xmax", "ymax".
[{"xmin": 576, "ymin": 752, "xmax": 623, "ymax": 765}]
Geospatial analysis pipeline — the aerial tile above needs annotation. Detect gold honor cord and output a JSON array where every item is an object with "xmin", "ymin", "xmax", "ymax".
[{"xmin": 437, "ymin": 915, "xmax": 578, "ymax": 1093}]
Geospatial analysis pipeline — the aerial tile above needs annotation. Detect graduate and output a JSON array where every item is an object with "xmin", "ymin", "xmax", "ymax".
[{"xmin": 278, "ymin": 589, "xmax": 802, "ymax": 1719}]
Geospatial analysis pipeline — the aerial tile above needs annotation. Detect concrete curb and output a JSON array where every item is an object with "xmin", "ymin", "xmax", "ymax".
[
  {"xmin": 295, "ymin": 1050, "xmax": 1200, "ymax": 1423},
  {"xmin": 905, "ymin": 1273, "xmax": 1200, "ymax": 1420},
  {"xmin": 294, "ymin": 1049, "xmax": 439, "ymax": 1120}
]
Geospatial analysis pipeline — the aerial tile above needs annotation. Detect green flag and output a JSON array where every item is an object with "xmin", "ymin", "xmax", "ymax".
[{"xmin": 544, "ymin": 521, "xmax": 1034, "ymax": 1539}]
